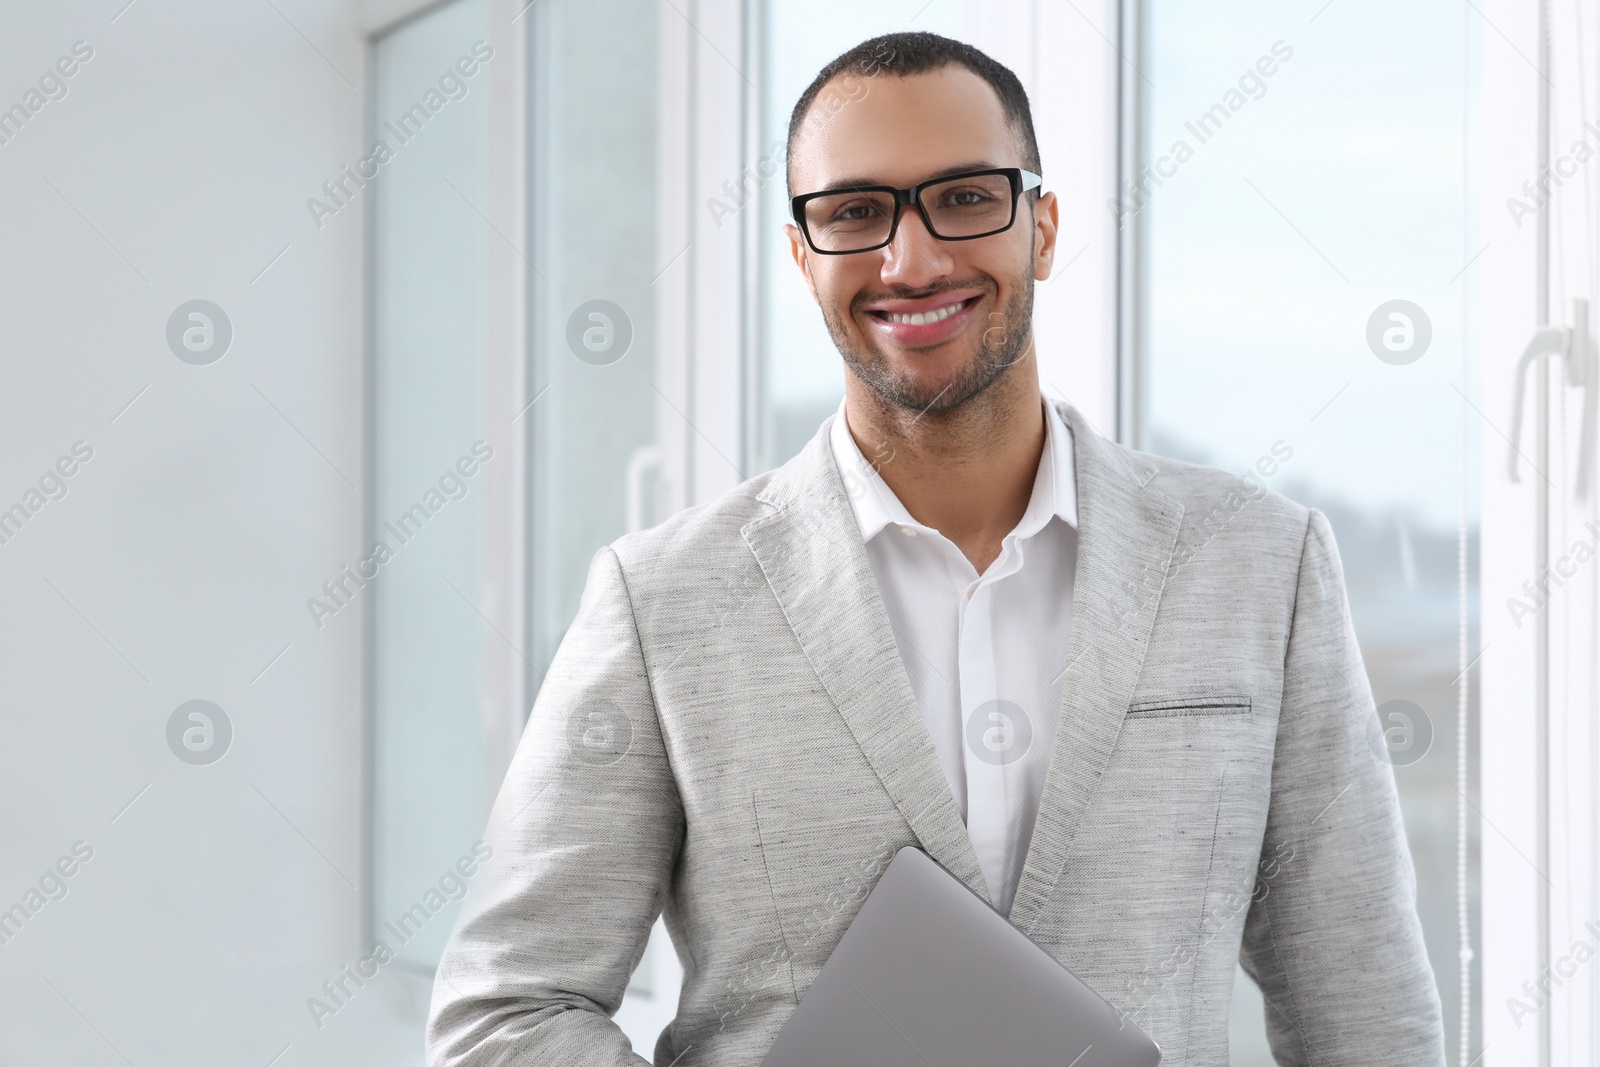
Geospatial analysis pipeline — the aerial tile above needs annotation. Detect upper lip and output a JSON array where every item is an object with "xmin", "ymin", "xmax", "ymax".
[{"xmin": 862, "ymin": 290, "xmax": 984, "ymax": 315}]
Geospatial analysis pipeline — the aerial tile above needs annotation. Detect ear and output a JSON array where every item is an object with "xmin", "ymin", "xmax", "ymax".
[
  {"xmin": 1031, "ymin": 190, "xmax": 1060, "ymax": 282},
  {"xmin": 785, "ymin": 222, "xmax": 820, "ymax": 302}
]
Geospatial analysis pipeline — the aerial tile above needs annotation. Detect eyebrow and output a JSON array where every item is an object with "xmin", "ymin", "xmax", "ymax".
[{"xmin": 810, "ymin": 161, "xmax": 1002, "ymax": 195}]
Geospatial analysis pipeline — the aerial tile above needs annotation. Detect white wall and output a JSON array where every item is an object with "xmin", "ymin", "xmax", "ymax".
[{"xmin": 0, "ymin": 0, "xmax": 419, "ymax": 1062}]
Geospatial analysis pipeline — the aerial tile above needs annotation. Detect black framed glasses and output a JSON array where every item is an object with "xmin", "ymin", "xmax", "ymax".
[{"xmin": 790, "ymin": 167, "xmax": 1043, "ymax": 255}]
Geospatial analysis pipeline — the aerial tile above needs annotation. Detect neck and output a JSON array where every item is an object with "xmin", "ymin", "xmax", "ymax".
[{"xmin": 842, "ymin": 358, "xmax": 1046, "ymax": 550}]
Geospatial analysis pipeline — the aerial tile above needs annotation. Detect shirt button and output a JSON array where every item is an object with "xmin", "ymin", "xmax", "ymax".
[{"xmin": 900, "ymin": 525, "xmax": 917, "ymax": 537}]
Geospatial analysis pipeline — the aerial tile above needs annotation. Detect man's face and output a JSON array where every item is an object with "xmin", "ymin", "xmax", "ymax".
[{"xmin": 786, "ymin": 65, "xmax": 1058, "ymax": 417}]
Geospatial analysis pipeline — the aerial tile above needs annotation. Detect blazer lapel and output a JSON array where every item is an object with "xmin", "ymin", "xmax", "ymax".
[
  {"xmin": 742, "ymin": 415, "xmax": 989, "ymax": 902},
  {"xmin": 1006, "ymin": 400, "xmax": 1185, "ymax": 932}
]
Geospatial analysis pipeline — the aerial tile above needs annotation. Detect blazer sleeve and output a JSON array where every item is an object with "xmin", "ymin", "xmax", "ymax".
[
  {"xmin": 426, "ymin": 545, "xmax": 685, "ymax": 1066},
  {"xmin": 1237, "ymin": 508, "xmax": 1446, "ymax": 1066}
]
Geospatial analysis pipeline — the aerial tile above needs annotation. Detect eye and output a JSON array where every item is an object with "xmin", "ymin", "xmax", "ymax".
[
  {"xmin": 826, "ymin": 199, "xmax": 887, "ymax": 223},
  {"xmin": 936, "ymin": 186, "xmax": 998, "ymax": 209}
]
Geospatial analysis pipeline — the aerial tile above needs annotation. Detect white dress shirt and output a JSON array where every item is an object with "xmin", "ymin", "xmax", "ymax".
[{"xmin": 828, "ymin": 393, "xmax": 1078, "ymax": 918}]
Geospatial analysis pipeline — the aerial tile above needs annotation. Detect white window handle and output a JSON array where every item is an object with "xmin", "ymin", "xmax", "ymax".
[
  {"xmin": 626, "ymin": 445, "xmax": 664, "ymax": 534},
  {"xmin": 1507, "ymin": 297, "xmax": 1594, "ymax": 496}
]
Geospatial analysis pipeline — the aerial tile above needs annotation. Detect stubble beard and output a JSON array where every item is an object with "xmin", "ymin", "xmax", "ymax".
[{"xmin": 823, "ymin": 265, "xmax": 1036, "ymax": 419}]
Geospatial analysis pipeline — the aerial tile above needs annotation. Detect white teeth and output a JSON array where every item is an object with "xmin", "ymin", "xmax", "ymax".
[{"xmin": 884, "ymin": 299, "xmax": 969, "ymax": 326}]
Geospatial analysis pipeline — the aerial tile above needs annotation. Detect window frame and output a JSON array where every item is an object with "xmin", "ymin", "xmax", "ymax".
[{"xmin": 358, "ymin": 0, "xmax": 531, "ymax": 962}]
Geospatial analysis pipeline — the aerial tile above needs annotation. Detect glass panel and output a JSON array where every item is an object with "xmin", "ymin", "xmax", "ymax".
[
  {"xmin": 369, "ymin": 0, "xmax": 490, "ymax": 971},
  {"xmin": 757, "ymin": 0, "xmax": 964, "ymax": 471},
  {"xmin": 527, "ymin": 0, "xmax": 660, "ymax": 683},
  {"xmin": 1137, "ymin": 2, "xmax": 1480, "ymax": 1062}
]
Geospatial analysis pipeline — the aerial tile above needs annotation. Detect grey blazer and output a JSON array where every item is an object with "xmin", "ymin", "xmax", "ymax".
[{"xmin": 425, "ymin": 399, "xmax": 1446, "ymax": 1066}]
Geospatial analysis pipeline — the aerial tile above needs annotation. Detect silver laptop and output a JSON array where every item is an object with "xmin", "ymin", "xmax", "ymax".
[{"xmin": 762, "ymin": 846, "xmax": 1162, "ymax": 1066}]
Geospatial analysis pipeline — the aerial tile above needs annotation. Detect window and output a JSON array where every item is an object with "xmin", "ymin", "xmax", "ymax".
[
  {"xmin": 367, "ymin": 0, "xmax": 491, "ymax": 971},
  {"xmin": 526, "ymin": 0, "xmax": 662, "ymax": 683}
]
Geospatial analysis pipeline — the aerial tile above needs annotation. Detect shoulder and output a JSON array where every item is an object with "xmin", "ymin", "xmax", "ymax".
[
  {"xmin": 1057, "ymin": 401, "xmax": 1310, "ymax": 550},
  {"xmin": 1089, "ymin": 435, "xmax": 1317, "ymax": 587},
  {"xmin": 605, "ymin": 467, "xmax": 784, "ymax": 577},
  {"xmin": 1135, "ymin": 444, "xmax": 1309, "ymax": 541}
]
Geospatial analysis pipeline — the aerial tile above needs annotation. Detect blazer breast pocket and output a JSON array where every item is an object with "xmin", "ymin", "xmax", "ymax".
[{"xmin": 1126, "ymin": 695, "xmax": 1252, "ymax": 719}]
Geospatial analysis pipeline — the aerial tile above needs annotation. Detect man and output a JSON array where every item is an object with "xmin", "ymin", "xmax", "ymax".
[{"xmin": 427, "ymin": 31, "xmax": 1446, "ymax": 1067}]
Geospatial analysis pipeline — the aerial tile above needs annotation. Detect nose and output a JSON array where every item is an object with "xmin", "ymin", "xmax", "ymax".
[{"xmin": 878, "ymin": 201, "xmax": 954, "ymax": 288}]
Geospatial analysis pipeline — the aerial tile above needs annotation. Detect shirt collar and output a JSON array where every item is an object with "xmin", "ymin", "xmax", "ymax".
[{"xmin": 828, "ymin": 392, "xmax": 1078, "ymax": 545}]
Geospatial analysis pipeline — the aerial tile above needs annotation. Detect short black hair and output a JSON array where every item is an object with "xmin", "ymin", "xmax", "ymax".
[{"xmin": 784, "ymin": 31, "xmax": 1042, "ymax": 201}]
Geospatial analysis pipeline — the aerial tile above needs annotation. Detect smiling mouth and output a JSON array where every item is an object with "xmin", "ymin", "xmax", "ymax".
[{"xmin": 865, "ymin": 296, "xmax": 980, "ymax": 327}]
